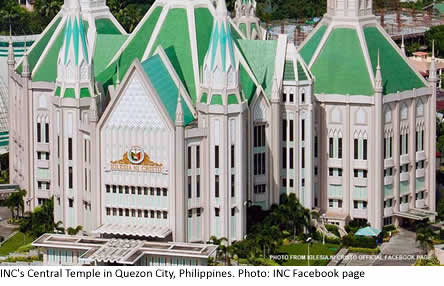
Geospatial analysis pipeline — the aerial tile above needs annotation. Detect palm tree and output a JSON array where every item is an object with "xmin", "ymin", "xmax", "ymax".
[
  {"xmin": 4, "ymin": 188, "xmax": 26, "ymax": 219},
  {"xmin": 54, "ymin": 221, "xmax": 65, "ymax": 234},
  {"xmin": 416, "ymin": 223, "xmax": 434, "ymax": 255},
  {"xmin": 208, "ymin": 236, "xmax": 227, "ymax": 264},
  {"xmin": 67, "ymin": 225, "xmax": 83, "ymax": 235}
]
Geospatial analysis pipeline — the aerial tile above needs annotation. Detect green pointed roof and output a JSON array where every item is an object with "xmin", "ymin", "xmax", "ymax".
[
  {"xmin": 300, "ymin": 22, "xmax": 426, "ymax": 96},
  {"xmin": 99, "ymin": 3, "xmax": 214, "ymax": 104},
  {"xmin": 364, "ymin": 27, "xmax": 425, "ymax": 94},
  {"xmin": 236, "ymin": 40, "xmax": 277, "ymax": 98},
  {"xmin": 141, "ymin": 54, "xmax": 194, "ymax": 125},
  {"xmin": 311, "ymin": 28, "xmax": 373, "ymax": 96},
  {"xmin": 16, "ymin": 4, "xmax": 125, "ymax": 83}
]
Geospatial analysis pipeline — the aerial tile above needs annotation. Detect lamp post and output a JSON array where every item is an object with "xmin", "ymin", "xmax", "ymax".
[{"xmin": 306, "ymin": 237, "xmax": 312, "ymax": 266}]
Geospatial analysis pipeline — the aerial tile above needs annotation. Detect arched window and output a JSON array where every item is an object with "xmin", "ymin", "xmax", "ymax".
[
  {"xmin": 384, "ymin": 107, "xmax": 392, "ymax": 123},
  {"xmin": 416, "ymin": 99, "xmax": 424, "ymax": 117},
  {"xmin": 401, "ymin": 103, "xmax": 408, "ymax": 120}
]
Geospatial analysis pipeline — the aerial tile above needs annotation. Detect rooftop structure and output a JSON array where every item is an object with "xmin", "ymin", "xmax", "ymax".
[{"xmin": 33, "ymin": 233, "xmax": 217, "ymax": 265}]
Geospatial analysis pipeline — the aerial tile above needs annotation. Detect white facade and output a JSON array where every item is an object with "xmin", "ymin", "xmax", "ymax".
[{"xmin": 7, "ymin": 0, "xmax": 436, "ymax": 248}]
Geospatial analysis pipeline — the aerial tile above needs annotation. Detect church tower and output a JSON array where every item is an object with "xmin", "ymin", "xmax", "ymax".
[
  {"xmin": 326, "ymin": 0, "xmax": 373, "ymax": 18},
  {"xmin": 197, "ymin": 0, "xmax": 247, "ymax": 243},
  {"xmin": 233, "ymin": 0, "xmax": 263, "ymax": 39},
  {"xmin": 51, "ymin": 0, "xmax": 97, "ymax": 231}
]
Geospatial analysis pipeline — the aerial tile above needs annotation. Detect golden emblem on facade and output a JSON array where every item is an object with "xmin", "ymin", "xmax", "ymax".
[{"xmin": 111, "ymin": 146, "xmax": 163, "ymax": 173}]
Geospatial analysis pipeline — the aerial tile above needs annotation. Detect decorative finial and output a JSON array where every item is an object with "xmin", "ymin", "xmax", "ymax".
[
  {"xmin": 430, "ymin": 40, "xmax": 437, "ymax": 82},
  {"xmin": 175, "ymin": 92, "xmax": 184, "ymax": 126},
  {"xmin": 8, "ymin": 25, "xmax": 14, "ymax": 65},
  {"xmin": 22, "ymin": 38, "xmax": 30, "ymax": 77},
  {"xmin": 216, "ymin": 0, "xmax": 228, "ymax": 17},
  {"xmin": 432, "ymin": 40, "xmax": 435, "ymax": 59},
  {"xmin": 375, "ymin": 49, "xmax": 383, "ymax": 92},
  {"xmin": 401, "ymin": 34, "xmax": 406, "ymax": 56}
]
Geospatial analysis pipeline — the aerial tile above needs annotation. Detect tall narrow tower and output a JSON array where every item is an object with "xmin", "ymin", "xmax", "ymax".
[
  {"xmin": 233, "ymin": 0, "xmax": 263, "ymax": 39},
  {"xmin": 52, "ymin": 0, "xmax": 97, "ymax": 230},
  {"xmin": 198, "ymin": 0, "xmax": 247, "ymax": 242}
]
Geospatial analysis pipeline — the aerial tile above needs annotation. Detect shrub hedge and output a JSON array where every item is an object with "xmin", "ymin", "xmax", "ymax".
[
  {"xmin": 342, "ymin": 233, "xmax": 377, "ymax": 249},
  {"xmin": 348, "ymin": 247, "xmax": 380, "ymax": 254}
]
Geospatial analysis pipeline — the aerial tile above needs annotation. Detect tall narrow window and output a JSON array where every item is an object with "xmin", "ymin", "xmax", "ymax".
[
  {"xmin": 289, "ymin": 148, "xmax": 294, "ymax": 169},
  {"xmin": 289, "ymin": 120, "xmax": 294, "ymax": 141},
  {"xmin": 338, "ymin": 138, "xmax": 342, "ymax": 159},
  {"xmin": 231, "ymin": 145, "xmax": 235, "ymax": 168},
  {"xmin": 231, "ymin": 175, "xmax": 235, "ymax": 197},
  {"xmin": 215, "ymin": 146, "xmax": 219, "ymax": 168},
  {"xmin": 188, "ymin": 146, "xmax": 192, "ymax": 169},
  {"xmin": 389, "ymin": 136, "xmax": 393, "ymax": 157},
  {"xmin": 314, "ymin": 136, "xmax": 318, "ymax": 158},
  {"xmin": 301, "ymin": 148, "xmax": 305, "ymax": 168},
  {"xmin": 301, "ymin": 92, "xmax": 305, "ymax": 103},
  {"xmin": 37, "ymin": 123, "xmax": 41, "ymax": 142},
  {"xmin": 329, "ymin": 138, "xmax": 334, "ymax": 158},
  {"xmin": 354, "ymin": 139, "xmax": 359, "ymax": 159},
  {"xmin": 301, "ymin": 120, "xmax": 305, "ymax": 141},
  {"xmin": 416, "ymin": 131, "xmax": 419, "ymax": 152},
  {"xmin": 84, "ymin": 140, "xmax": 87, "ymax": 162},
  {"xmin": 384, "ymin": 138, "xmax": 387, "ymax": 159},
  {"xmin": 57, "ymin": 136, "xmax": 60, "ymax": 158},
  {"xmin": 282, "ymin": 120, "xmax": 287, "ymax": 141},
  {"xmin": 68, "ymin": 167, "xmax": 73, "ymax": 189},
  {"xmin": 45, "ymin": 123, "xmax": 49, "ymax": 143},
  {"xmin": 188, "ymin": 176, "xmax": 192, "ymax": 199},
  {"xmin": 363, "ymin": 139, "xmax": 368, "ymax": 160},
  {"xmin": 400, "ymin": 135, "xmax": 403, "ymax": 155},
  {"xmin": 196, "ymin": 146, "xmax": 200, "ymax": 168},
  {"xmin": 196, "ymin": 175, "xmax": 200, "ymax": 198},
  {"xmin": 215, "ymin": 175, "xmax": 220, "ymax": 198},
  {"xmin": 405, "ymin": 134, "xmax": 408, "ymax": 154},
  {"xmin": 261, "ymin": 153, "xmax": 265, "ymax": 174},
  {"xmin": 68, "ymin": 138, "xmax": 73, "ymax": 160},
  {"xmin": 282, "ymin": 148, "xmax": 287, "ymax": 169}
]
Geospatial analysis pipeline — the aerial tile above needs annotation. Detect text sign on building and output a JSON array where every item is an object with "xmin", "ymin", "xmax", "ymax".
[{"xmin": 110, "ymin": 146, "xmax": 164, "ymax": 173}]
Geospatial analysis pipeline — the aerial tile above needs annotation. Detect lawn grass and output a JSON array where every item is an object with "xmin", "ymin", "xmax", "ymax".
[
  {"xmin": 0, "ymin": 232, "xmax": 34, "ymax": 256},
  {"xmin": 276, "ymin": 242, "xmax": 340, "ymax": 266}
]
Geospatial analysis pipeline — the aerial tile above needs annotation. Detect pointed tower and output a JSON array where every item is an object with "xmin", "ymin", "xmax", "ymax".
[
  {"xmin": 52, "ymin": 0, "xmax": 97, "ymax": 231},
  {"xmin": 7, "ymin": 29, "xmax": 15, "ymax": 69},
  {"xmin": 401, "ymin": 34, "xmax": 406, "ymax": 56},
  {"xmin": 55, "ymin": 0, "xmax": 94, "ymax": 99},
  {"xmin": 197, "ymin": 0, "xmax": 247, "ymax": 243},
  {"xmin": 200, "ymin": 0, "xmax": 241, "ymax": 105},
  {"xmin": 233, "ymin": 0, "xmax": 263, "ymax": 39},
  {"xmin": 175, "ymin": 95, "xmax": 185, "ymax": 242},
  {"xmin": 374, "ymin": 50, "xmax": 384, "ymax": 230},
  {"xmin": 270, "ymin": 74, "xmax": 281, "ymax": 205},
  {"xmin": 428, "ymin": 41, "xmax": 437, "ymax": 214},
  {"xmin": 299, "ymin": 0, "xmax": 431, "ymax": 229},
  {"xmin": 326, "ymin": 0, "xmax": 373, "ymax": 19}
]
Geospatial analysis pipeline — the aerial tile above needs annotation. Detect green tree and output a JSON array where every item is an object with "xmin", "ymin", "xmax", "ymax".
[
  {"xmin": 66, "ymin": 225, "xmax": 83, "ymax": 235},
  {"xmin": 33, "ymin": 0, "xmax": 63, "ymax": 27},
  {"xmin": 425, "ymin": 25, "xmax": 444, "ymax": 57},
  {"xmin": 4, "ymin": 188, "xmax": 26, "ymax": 219},
  {"xmin": 416, "ymin": 222, "xmax": 435, "ymax": 254},
  {"xmin": 19, "ymin": 198, "xmax": 55, "ymax": 238},
  {"xmin": 54, "ymin": 221, "xmax": 65, "ymax": 234}
]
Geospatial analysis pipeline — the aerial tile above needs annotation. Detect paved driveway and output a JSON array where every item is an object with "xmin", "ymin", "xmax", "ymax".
[{"xmin": 373, "ymin": 228, "xmax": 423, "ymax": 266}]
